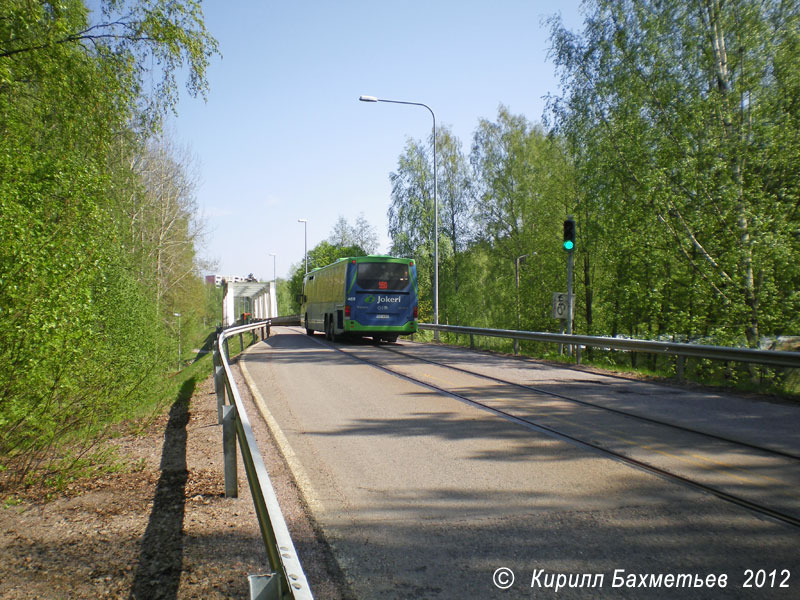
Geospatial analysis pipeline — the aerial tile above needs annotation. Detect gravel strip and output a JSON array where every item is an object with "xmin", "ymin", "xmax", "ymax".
[{"xmin": 0, "ymin": 360, "xmax": 350, "ymax": 599}]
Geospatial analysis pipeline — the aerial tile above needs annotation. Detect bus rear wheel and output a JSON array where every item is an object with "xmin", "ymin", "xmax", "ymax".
[
  {"xmin": 326, "ymin": 316, "xmax": 338, "ymax": 342},
  {"xmin": 305, "ymin": 315, "xmax": 313, "ymax": 336}
]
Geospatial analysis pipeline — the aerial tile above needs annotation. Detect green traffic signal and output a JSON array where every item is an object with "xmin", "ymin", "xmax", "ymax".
[{"xmin": 563, "ymin": 218, "xmax": 576, "ymax": 252}]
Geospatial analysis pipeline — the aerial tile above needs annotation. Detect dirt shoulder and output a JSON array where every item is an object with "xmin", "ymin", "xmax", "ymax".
[{"xmin": 0, "ymin": 363, "xmax": 348, "ymax": 599}]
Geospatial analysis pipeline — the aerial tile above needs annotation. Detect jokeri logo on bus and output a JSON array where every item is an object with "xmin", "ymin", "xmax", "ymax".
[{"xmin": 364, "ymin": 295, "xmax": 401, "ymax": 304}]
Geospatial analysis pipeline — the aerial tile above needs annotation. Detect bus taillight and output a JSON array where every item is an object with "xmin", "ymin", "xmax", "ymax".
[
  {"xmin": 345, "ymin": 305, "xmax": 351, "ymax": 317},
  {"xmin": 413, "ymin": 305, "xmax": 418, "ymax": 319}
]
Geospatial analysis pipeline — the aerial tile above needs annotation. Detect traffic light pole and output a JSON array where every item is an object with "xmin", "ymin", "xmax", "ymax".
[
  {"xmin": 566, "ymin": 250, "xmax": 573, "ymax": 336},
  {"xmin": 563, "ymin": 215, "xmax": 575, "ymax": 357},
  {"xmin": 566, "ymin": 249, "xmax": 573, "ymax": 356}
]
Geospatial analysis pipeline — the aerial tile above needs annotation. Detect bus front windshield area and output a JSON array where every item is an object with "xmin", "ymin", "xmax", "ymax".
[{"xmin": 356, "ymin": 262, "xmax": 410, "ymax": 291}]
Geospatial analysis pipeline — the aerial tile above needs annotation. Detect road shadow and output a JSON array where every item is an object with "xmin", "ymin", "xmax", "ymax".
[{"xmin": 130, "ymin": 377, "xmax": 195, "ymax": 600}]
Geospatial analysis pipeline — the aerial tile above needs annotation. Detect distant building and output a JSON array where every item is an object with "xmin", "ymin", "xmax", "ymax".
[{"xmin": 205, "ymin": 274, "xmax": 250, "ymax": 287}]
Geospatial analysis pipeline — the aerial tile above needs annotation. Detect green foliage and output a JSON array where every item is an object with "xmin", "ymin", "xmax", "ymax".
[
  {"xmin": 329, "ymin": 213, "xmax": 379, "ymax": 254},
  {"xmin": 377, "ymin": 3, "xmax": 798, "ymax": 393},
  {"xmin": 276, "ymin": 279, "xmax": 294, "ymax": 317},
  {"xmin": 0, "ymin": 0, "xmax": 219, "ymax": 485},
  {"xmin": 287, "ymin": 241, "xmax": 366, "ymax": 313},
  {"xmin": 548, "ymin": 0, "xmax": 800, "ymax": 348},
  {"xmin": 388, "ymin": 111, "xmax": 573, "ymax": 328}
]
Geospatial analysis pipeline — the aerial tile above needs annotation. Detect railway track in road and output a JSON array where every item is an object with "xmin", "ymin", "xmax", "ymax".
[
  {"xmin": 305, "ymin": 333, "xmax": 800, "ymax": 529},
  {"xmin": 378, "ymin": 344, "xmax": 800, "ymax": 462}
]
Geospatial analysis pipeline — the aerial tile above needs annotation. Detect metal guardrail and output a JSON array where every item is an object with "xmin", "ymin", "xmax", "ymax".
[
  {"xmin": 213, "ymin": 316, "xmax": 310, "ymax": 600},
  {"xmin": 418, "ymin": 323, "xmax": 800, "ymax": 377},
  {"xmin": 254, "ymin": 316, "xmax": 798, "ymax": 373}
]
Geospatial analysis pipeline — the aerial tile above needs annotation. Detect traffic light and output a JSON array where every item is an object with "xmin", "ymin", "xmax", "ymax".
[{"xmin": 563, "ymin": 218, "xmax": 576, "ymax": 251}]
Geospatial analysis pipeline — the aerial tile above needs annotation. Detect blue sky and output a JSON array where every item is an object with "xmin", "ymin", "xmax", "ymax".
[{"xmin": 172, "ymin": 1, "xmax": 585, "ymax": 280}]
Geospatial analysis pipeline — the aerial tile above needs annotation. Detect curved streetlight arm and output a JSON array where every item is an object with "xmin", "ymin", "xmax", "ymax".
[
  {"xmin": 360, "ymin": 96, "xmax": 435, "ymax": 121},
  {"xmin": 358, "ymin": 94, "xmax": 439, "ymax": 333}
]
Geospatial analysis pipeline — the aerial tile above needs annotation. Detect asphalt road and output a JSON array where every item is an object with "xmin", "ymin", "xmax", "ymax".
[{"xmin": 241, "ymin": 330, "xmax": 799, "ymax": 599}]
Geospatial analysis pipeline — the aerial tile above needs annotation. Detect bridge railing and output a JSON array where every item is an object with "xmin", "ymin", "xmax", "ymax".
[
  {"xmin": 213, "ymin": 316, "xmax": 310, "ymax": 600},
  {"xmin": 418, "ymin": 323, "xmax": 800, "ymax": 378}
]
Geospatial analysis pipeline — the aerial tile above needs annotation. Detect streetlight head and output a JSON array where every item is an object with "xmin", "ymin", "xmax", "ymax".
[
  {"xmin": 297, "ymin": 218, "xmax": 307, "ymax": 223},
  {"xmin": 359, "ymin": 95, "xmax": 378, "ymax": 102}
]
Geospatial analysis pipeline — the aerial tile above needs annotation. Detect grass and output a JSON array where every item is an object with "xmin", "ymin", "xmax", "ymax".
[
  {"xmin": 222, "ymin": 327, "xmax": 263, "ymax": 360},
  {"xmin": 0, "ymin": 329, "xmax": 225, "ymax": 502},
  {"xmin": 427, "ymin": 329, "xmax": 799, "ymax": 399},
  {"xmin": 1, "ymin": 322, "xmax": 276, "ymax": 502}
]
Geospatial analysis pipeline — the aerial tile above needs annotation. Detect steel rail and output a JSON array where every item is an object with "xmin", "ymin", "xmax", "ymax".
[
  {"xmin": 419, "ymin": 323, "xmax": 800, "ymax": 370},
  {"xmin": 323, "ymin": 340, "xmax": 800, "ymax": 529},
  {"xmin": 375, "ymin": 343, "xmax": 800, "ymax": 461},
  {"xmin": 214, "ymin": 316, "xmax": 310, "ymax": 600}
]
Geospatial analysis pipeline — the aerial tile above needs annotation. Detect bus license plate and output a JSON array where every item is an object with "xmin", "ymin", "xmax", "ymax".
[{"xmin": 375, "ymin": 314, "xmax": 390, "ymax": 319}]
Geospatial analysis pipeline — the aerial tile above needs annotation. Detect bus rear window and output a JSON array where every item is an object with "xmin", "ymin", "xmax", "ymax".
[{"xmin": 356, "ymin": 262, "xmax": 410, "ymax": 291}]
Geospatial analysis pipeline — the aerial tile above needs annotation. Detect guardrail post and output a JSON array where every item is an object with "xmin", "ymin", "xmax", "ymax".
[
  {"xmin": 513, "ymin": 339, "xmax": 519, "ymax": 355},
  {"xmin": 469, "ymin": 333, "xmax": 474, "ymax": 349},
  {"xmin": 223, "ymin": 404, "xmax": 238, "ymax": 498},
  {"xmin": 213, "ymin": 345, "xmax": 225, "ymax": 424},
  {"xmin": 576, "ymin": 344, "xmax": 582, "ymax": 365},
  {"xmin": 249, "ymin": 574, "xmax": 281, "ymax": 600},
  {"xmin": 240, "ymin": 333, "xmax": 244, "ymax": 353},
  {"xmin": 677, "ymin": 355, "xmax": 685, "ymax": 381},
  {"xmin": 215, "ymin": 365, "xmax": 225, "ymax": 425}
]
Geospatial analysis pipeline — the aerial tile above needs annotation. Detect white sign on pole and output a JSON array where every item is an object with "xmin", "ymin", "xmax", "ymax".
[{"xmin": 552, "ymin": 292, "xmax": 574, "ymax": 320}]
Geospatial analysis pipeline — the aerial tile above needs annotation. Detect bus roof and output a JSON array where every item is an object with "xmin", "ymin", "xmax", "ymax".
[
  {"xmin": 335, "ymin": 255, "xmax": 414, "ymax": 264},
  {"xmin": 304, "ymin": 256, "xmax": 414, "ymax": 281}
]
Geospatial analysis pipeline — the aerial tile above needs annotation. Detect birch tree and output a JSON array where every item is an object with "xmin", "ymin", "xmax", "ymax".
[
  {"xmin": 0, "ymin": 0, "xmax": 218, "ymax": 481},
  {"xmin": 549, "ymin": 0, "xmax": 800, "ymax": 345},
  {"xmin": 329, "ymin": 213, "xmax": 379, "ymax": 254}
]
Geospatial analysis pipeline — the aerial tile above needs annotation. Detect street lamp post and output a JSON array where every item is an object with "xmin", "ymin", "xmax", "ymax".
[
  {"xmin": 359, "ymin": 94, "xmax": 439, "ymax": 340},
  {"xmin": 269, "ymin": 252, "xmax": 277, "ymax": 317},
  {"xmin": 297, "ymin": 219, "xmax": 308, "ymax": 275},
  {"xmin": 173, "ymin": 312, "xmax": 182, "ymax": 370},
  {"xmin": 514, "ymin": 253, "xmax": 537, "ymax": 355},
  {"xmin": 514, "ymin": 255, "xmax": 528, "ymax": 355}
]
